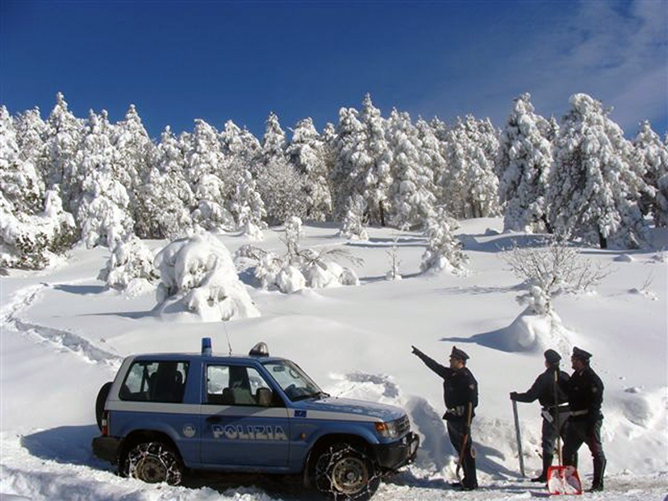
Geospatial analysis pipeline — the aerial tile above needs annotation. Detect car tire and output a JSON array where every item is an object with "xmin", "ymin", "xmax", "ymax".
[
  {"xmin": 122, "ymin": 441, "xmax": 184, "ymax": 485},
  {"xmin": 314, "ymin": 443, "xmax": 379, "ymax": 501},
  {"xmin": 95, "ymin": 382, "xmax": 113, "ymax": 430}
]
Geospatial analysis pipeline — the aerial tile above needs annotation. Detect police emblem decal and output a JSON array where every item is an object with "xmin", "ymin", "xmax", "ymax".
[{"xmin": 183, "ymin": 424, "xmax": 196, "ymax": 438}]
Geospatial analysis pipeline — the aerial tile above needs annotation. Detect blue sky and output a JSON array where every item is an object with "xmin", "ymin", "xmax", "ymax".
[{"xmin": 1, "ymin": 0, "xmax": 666, "ymax": 140}]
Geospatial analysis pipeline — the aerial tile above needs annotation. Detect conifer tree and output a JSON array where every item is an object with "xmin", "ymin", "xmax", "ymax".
[
  {"xmin": 498, "ymin": 93, "xmax": 553, "ymax": 233},
  {"xmin": 387, "ymin": 110, "xmax": 436, "ymax": 229},
  {"xmin": 420, "ymin": 206, "xmax": 467, "ymax": 274},
  {"xmin": 547, "ymin": 93, "xmax": 648, "ymax": 248},
  {"xmin": 441, "ymin": 116, "xmax": 500, "ymax": 219},
  {"xmin": 75, "ymin": 110, "xmax": 133, "ymax": 248},
  {"xmin": 42, "ymin": 92, "xmax": 84, "ymax": 211},
  {"xmin": 136, "ymin": 126, "xmax": 194, "ymax": 238},
  {"xmin": 286, "ymin": 118, "xmax": 332, "ymax": 222},
  {"xmin": 634, "ymin": 120, "xmax": 668, "ymax": 227}
]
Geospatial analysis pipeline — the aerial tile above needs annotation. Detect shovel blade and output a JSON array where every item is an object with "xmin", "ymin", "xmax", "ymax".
[{"xmin": 547, "ymin": 465, "xmax": 582, "ymax": 495}]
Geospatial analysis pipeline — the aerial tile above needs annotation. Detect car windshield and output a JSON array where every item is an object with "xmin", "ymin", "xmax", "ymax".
[{"xmin": 263, "ymin": 360, "xmax": 328, "ymax": 401}]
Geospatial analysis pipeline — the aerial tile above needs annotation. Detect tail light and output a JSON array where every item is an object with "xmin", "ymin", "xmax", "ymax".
[{"xmin": 101, "ymin": 411, "xmax": 109, "ymax": 436}]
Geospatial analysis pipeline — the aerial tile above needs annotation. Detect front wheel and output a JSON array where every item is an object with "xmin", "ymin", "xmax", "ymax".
[
  {"xmin": 314, "ymin": 443, "xmax": 380, "ymax": 500},
  {"xmin": 122, "ymin": 441, "xmax": 183, "ymax": 485}
]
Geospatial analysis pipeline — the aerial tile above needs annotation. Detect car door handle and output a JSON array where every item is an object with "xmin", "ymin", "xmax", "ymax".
[{"xmin": 206, "ymin": 416, "xmax": 223, "ymax": 424}]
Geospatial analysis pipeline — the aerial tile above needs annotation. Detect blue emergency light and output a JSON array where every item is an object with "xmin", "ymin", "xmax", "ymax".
[{"xmin": 201, "ymin": 337, "xmax": 212, "ymax": 356}]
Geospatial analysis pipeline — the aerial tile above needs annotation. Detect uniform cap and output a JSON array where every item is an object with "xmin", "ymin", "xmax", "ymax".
[
  {"xmin": 544, "ymin": 349, "xmax": 561, "ymax": 364},
  {"xmin": 572, "ymin": 346, "xmax": 592, "ymax": 361},
  {"xmin": 450, "ymin": 346, "xmax": 469, "ymax": 361}
]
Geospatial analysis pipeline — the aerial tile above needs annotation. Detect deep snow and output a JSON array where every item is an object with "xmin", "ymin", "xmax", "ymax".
[{"xmin": 1, "ymin": 218, "xmax": 666, "ymax": 500}]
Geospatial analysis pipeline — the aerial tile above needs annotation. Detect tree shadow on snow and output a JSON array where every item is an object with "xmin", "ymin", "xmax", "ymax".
[
  {"xmin": 53, "ymin": 284, "xmax": 106, "ymax": 295},
  {"xmin": 441, "ymin": 327, "xmax": 519, "ymax": 354},
  {"xmin": 80, "ymin": 310, "xmax": 156, "ymax": 320}
]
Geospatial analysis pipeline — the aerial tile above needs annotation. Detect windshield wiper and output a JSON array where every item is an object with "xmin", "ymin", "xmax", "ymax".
[{"xmin": 292, "ymin": 391, "xmax": 330, "ymax": 402}]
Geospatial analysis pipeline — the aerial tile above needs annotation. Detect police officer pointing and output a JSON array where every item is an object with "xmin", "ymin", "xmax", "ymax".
[
  {"xmin": 560, "ymin": 347, "xmax": 606, "ymax": 492},
  {"xmin": 412, "ymin": 345, "xmax": 478, "ymax": 490},
  {"xmin": 510, "ymin": 349, "xmax": 570, "ymax": 482}
]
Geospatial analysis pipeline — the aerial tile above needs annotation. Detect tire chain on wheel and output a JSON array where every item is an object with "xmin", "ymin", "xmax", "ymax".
[
  {"xmin": 314, "ymin": 444, "xmax": 380, "ymax": 501},
  {"xmin": 125, "ymin": 442, "xmax": 183, "ymax": 485}
]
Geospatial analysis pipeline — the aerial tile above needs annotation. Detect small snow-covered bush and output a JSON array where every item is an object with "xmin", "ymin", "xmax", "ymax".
[
  {"xmin": 235, "ymin": 234, "xmax": 363, "ymax": 293},
  {"xmin": 420, "ymin": 207, "xmax": 467, "ymax": 274},
  {"xmin": 154, "ymin": 232, "xmax": 259, "ymax": 321},
  {"xmin": 98, "ymin": 236, "xmax": 157, "ymax": 292}
]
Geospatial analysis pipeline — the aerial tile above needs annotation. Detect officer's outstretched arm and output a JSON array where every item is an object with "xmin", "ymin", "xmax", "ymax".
[{"xmin": 412, "ymin": 348, "xmax": 451, "ymax": 379}]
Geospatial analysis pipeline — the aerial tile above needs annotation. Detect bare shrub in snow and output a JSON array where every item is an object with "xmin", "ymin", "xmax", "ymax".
[
  {"xmin": 98, "ymin": 236, "xmax": 158, "ymax": 292},
  {"xmin": 503, "ymin": 238, "xmax": 611, "ymax": 315},
  {"xmin": 386, "ymin": 235, "xmax": 402, "ymax": 281},
  {"xmin": 154, "ymin": 232, "xmax": 259, "ymax": 321}
]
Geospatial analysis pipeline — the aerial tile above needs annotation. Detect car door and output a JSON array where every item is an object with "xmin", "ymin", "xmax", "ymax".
[{"xmin": 200, "ymin": 362, "xmax": 290, "ymax": 468}]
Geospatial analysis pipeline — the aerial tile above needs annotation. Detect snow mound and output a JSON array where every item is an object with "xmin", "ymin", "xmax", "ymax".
[
  {"xmin": 97, "ymin": 236, "xmax": 157, "ymax": 292},
  {"xmin": 501, "ymin": 308, "xmax": 574, "ymax": 354},
  {"xmin": 614, "ymin": 254, "xmax": 635, "ymax": 262},
  {"xmin": 154, "ymin": 232, "xmax": 260, "ymax": 322},
  {"xmin": 615, "ymin": 386, "xmax": 667, "ymax": 429}
]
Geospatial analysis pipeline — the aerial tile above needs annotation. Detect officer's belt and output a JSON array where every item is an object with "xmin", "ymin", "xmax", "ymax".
[
  {"xmin": 570, "ymin": 409, "xmax": 589, "ymax": 416},
  {"xmin": 445, "ymin": 406, "xmax": 466, "ymax": 417},
  {"xmin": 541, "ymin": 404, "xmax": 570, "ymax": 413}
]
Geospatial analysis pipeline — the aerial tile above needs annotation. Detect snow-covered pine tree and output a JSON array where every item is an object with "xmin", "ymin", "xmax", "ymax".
[
  {"xmin": 286, "ymin": 118, "xmax": 332, "ymax": 222},
  {"xmin": 135, "ymin": 126, "xmax": 194, "ymax": 239},
  {"xmin": 339, "ymin": 193, "xmax": 369, "ymax": 240},
  {"xmin": 113, "ymin": 105, "xmax": 155, "ymax": 224},
  {"xmin": 1, "ymin": 106, "xmax": 44, "ymax": 215},
  {"xmin": 634, "ymin": 120, "xmax": 668, "ymax": 227},
  {"xmin": 14, "ymin": 107, "xmax": 47, "ymax": 202},
  {"xmin": 1, "ymin": 107, "xmax": 75, "ymax": 268},
  {"xmin": 420, "ymin": 206, "xmax": 467, "ymax": 274},
  {"xmin": 547, "ymin": 93, "xmax": 649, "ymax": 248},
  {"xmin": 75, "ymin": 110, "xmax": 133, "ymax": 248},
  {"xmin": 42, "ymin": 92, "xmax": 84, "ymax": 212},
  {"xmin": 497, "ymin": 93, "xmax": 553, "ymax": 233},
  {"xmin": 256, "ymin": 112, "xmax": 305, "ymax": 224},
  {"xmin": 359, "ymin": 94, "xmax": 393, "ymax": 226},
  {"xmin": 440, "ymin": 116, "xmax": 500, "ymax": 219},
  {"xmin": 229, "ymin": 170, "xmax": 266, "ymax": 239},
  {"xmin": 185, "ymin": 119, "xmax": 234, "ymax": 232},
  {"xmin": 387, "ymin": 110, "xmax": 436, "ymax": 229}
]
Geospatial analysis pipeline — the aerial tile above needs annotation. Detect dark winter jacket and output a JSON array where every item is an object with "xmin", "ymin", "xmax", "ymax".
[
  {"xmin": 560, "ymin": 365, "xmax": 604, "ymax": 421},
  {"xmin": 514, "ymin": 367, "xmax": 570, "ymax": 409},
  {"xmin": 413, "ymin": 349, "xmax": 478, "ymax": 420}
]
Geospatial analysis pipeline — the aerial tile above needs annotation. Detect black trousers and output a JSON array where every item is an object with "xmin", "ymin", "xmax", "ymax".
[
  {"xmin": 447, "ymin": 419, "xmax": 477, "ymax": 489},
  {"xmin": 541, "ymin": 409, "xmax": 569, "ymax": 457},
  {"xmin": 562, "ymin": 417, "xmax": 606, "ymax": 467}
]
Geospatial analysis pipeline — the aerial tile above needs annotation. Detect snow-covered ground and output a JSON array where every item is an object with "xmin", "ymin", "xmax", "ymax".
[{"xmin": 1, "ymin": 218, "xmax": 667, "ymax": 500}]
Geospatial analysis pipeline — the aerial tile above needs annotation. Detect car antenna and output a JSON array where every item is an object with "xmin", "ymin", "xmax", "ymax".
[{"xmin": 223, "ymin": 320, "xmax": 233, "ymax": 355}]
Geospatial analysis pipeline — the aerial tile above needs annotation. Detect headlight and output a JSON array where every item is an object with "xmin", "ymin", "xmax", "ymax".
[{"xmin": 375, "ymin": 420, "xmax": 400, "ymax": 439}]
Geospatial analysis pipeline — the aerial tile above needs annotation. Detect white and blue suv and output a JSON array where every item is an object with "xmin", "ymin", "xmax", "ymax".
[{"xmin": 93, "ymin": 339, "xmax": 419, "ymax": 500}]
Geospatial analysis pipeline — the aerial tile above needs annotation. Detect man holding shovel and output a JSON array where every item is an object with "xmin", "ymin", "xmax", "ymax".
[
  {"xmin": 510, "ymin": 349, "xmax": 570, "ymax": 482},
  {"xmin": 560, "ymin": 347, "xmax": 606, "ymax": 492},
  {"xmin": 412, "ymin": 345, "xmax": 479, "ymax": 491}
]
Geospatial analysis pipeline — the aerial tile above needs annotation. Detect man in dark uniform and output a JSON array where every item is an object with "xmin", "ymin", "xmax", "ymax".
[
  {"xmin": 510, "ymin": 349, "xmax": 570, "ymax": 482},
  {"xmin": 412, "ymin": 345, "xmax": 478, "ymax": 490},
  {"xmin": 560, "ymin": 347, "xmax": 606, "ymax": 492}
]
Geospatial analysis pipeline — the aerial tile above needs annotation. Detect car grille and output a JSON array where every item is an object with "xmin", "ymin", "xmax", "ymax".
[{"xmin": 396, "ymin": 415, "xmax": 411, "ymax": 436}]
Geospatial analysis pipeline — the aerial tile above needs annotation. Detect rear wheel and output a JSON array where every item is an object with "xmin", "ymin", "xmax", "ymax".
[
  {"xmin": 95, "ymin": 382, "xmax": 112, "ymax": 430},
  {"xmin": 122, "ymin": 441, "xmax": 183, "ymax": 485},
  {"xmin": 314, "ymin": 443, "xmax": 379, "ymax": 500}
]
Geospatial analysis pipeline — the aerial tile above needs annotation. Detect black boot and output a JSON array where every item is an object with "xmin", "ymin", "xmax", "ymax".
[
  {"xmin": 531, "ymin": 454, "xmax": 552, "ymax": 482},
  {"xmin": 589, "ymin": 457, "xmax": 606, "ymax": 492}
]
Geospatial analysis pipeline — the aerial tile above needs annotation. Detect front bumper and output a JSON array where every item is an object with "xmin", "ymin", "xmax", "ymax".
[
  {"xmin": 373, "ymin": 432, "xmax": 419, "ymax": 471},
  {"xmin": 92, "ymin": 436, "xmax": 121, "ymax": 465}
]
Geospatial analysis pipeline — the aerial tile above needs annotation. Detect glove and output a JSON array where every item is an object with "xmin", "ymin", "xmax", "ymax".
[
  {"xmin": 510, "ymin": 391, "xmax": 518, "ymax": 401},
  {"xmin": 411, "ymin": 345, "xmax": 419, "ymax": 355}
]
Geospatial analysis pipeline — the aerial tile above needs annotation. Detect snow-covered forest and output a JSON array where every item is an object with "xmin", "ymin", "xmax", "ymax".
[{"xmin": 2, "ymin": 92, "xmax": 667, "ymax": 273}]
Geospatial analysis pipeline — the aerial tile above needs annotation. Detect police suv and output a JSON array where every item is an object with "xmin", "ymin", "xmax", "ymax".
[{"xmin": 93, "ymin": 339, "xmax": 419, "ymax": 500}]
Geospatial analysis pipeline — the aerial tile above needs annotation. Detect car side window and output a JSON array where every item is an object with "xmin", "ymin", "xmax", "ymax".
[
  {"xmin": 120, "ymin": 361, "xmax": 189, "ymax": 403},
  {"xmin": 206, "ymin": 365, "xmax": 277, "ymax": 407}
]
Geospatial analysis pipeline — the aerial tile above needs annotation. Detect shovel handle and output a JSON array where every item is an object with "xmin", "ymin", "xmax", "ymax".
[{"xmin": 512, "ymin": 399, "xmax": 526, "ymax": 477}]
